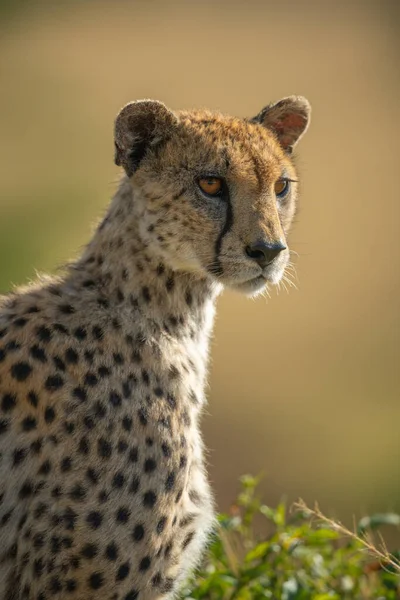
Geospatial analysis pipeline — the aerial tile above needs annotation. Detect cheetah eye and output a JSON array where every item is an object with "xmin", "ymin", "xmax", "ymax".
[
  {"xmin": 197, "ymin": 177, "xmax": 223, "ymax": 197},
  {"xmin": 274, "ymin": 179, "xmax": 290, "ymax": 198}
]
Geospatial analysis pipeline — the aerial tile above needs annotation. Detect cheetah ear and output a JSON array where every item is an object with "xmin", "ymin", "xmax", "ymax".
[
  {"xmin": 114, "ymin": 100, "xmax": 178, "ymax": 176},
  {"xmin": 250, "ymin": 96, "xmax": 311, "ymax": 153}
]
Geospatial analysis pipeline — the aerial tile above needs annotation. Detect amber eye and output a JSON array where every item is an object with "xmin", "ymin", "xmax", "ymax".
[
  {"xmin": 274, "ymin": 179, "xmax": 290, "ymax": 198},
  {"xmin": 198, "ymin": 177, "xmax": 223, "ymax": 196}
]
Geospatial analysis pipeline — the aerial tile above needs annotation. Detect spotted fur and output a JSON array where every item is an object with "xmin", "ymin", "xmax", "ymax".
[{"xmin": 0, "ymin": 96, "xmax": 310, "ymax": 599}]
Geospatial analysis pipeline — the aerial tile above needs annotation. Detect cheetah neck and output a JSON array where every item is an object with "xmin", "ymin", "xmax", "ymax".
[{"xmin": 67, "ymin": 178, "xmax": 221, "ymax": 347}]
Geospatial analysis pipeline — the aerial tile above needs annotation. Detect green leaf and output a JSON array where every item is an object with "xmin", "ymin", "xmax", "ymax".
[{"xmin": 244, "ymin": 542, "xmax": 271, "ymax": 563}]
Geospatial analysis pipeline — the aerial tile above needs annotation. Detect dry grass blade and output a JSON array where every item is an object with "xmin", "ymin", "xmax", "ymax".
[{"xmin": 293, "ymin": 498, "xmax": 400, "ymax": 574}]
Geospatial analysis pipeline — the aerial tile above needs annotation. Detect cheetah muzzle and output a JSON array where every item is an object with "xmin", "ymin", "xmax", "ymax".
[{"xmin": 0, "ymin": 96, "xmax": 310, "ymax": 600}]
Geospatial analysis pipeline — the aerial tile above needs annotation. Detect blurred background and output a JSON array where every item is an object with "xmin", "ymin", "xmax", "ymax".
[{"xmin": 0, "ymin": 0, "xmax": 399, "ymax": 523}]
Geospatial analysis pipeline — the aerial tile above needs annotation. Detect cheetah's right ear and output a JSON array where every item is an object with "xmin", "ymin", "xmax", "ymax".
[
  {"xmin": 250, "ymin": 96, "xmax": 311, "ymax": 153},
  {"xmin": 114, "ymin": 100, "xmax": 178, "ymax": 177}
]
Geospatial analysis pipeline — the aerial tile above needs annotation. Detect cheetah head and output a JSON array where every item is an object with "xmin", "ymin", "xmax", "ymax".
[{"xmin": 114, "ymin": 96, "xmax": 311, "ymax": 296}]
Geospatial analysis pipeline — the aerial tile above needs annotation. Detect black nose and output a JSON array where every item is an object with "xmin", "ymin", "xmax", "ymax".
[{"xmin": 245, "ymin": 241, "xmax": 287, "ymax": 268}]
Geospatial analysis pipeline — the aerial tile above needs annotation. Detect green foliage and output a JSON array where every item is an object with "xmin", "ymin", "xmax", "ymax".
[{"xmin": 182, "ymin": 475, "xmax": 400, "ymax": 599}]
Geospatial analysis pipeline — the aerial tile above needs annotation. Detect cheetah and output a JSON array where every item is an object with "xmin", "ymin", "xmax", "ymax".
[{"xmin": 0, "ymin": 96, "xmax": 311, "ymax": 599}]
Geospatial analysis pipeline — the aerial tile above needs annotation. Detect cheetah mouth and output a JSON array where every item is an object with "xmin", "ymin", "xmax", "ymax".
[{"xmin": 229, "ymin": 275, "xmax": 268, "ymax": 294}]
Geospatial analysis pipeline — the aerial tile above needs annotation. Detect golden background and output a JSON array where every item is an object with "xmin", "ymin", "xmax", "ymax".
[{"xmin": 0, "ymin": 0, "xmax": 399, "ymax": 521}]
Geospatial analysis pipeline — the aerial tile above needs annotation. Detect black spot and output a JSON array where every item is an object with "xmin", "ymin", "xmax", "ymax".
[
  {"xmin": 122, "ymin": 416, "xmax": 133, "ymax": 431},
  {"xmin": 26, "ymin": 306, "xmax": 39, "ymax": 314},
  {"xmin": 112, "ymin": 472, "xmax": 125, "ymax": 488},
  {"xmin": 166, "ymin": 276, "xmax": 175, "ymax": 292},
  {"xmin": 30, "ymin": 345, "xmax": 47, "ymax": 363},
  {"xmin": 83, "ymin": 415, "xmax": 95, "ymax": 430},
  {"xmin": 84, "ymin": 372, "xmax": 98, "ymax": 387},
  {"xmin": 81, "ymin": 543, "xmax": 98, "ymax": 559},
  {"xmin": 27, "ymin": 391, "xmax": 39, "ymax": 407},
  {"xmin": 143, "ymin": 491, "xmax": 157, "ymax": 508},
  {"xmin": 65, "ymin": 348, "xmax": 78, "ymax": 364},
  {"xmin": 83, "ymin": 279, "xmax": 96, "ymax": 288},
  {"xmin": 31, "ymin": 438, "xmax": 43, "ymax": 453},
  {"xmin": 2, "ymin": 393, "xmax": 16, "ymax": 412},
  {"xmin": 34, "ymin": 502, "xmax": 48, "ymax": 519},
  {"xmin": 146, "ymin": 437, "xmax": 153, "ymax": 447},
  {"xmin": 98, "ymin": 438, "xmax": 112, "ymax": 458},
  {"xmin": 118, "ymin": 439, "xmax": 128, "ymax": 453},
  {"xmin": 6, "ymin": 340, "xmax": 20, "ymax": 352},
  {"xmin": 139, "ymin": 556, "xmax": 151, "ymax": 571},
  {"xmin": 45, "ymin": 375, "xmax": 64, "ymax": 391},
  {"xmin": 19, "ymin": 481, "xmax": 34, "ymax": 499},
  {"xmin": 70, "ymin": 483, "xmax": 86, "ymax": 501},
  {"xmin": 66, "ymin": 579, "xmax": 77, "ymax": 592},
  {"xmin": 98, "ymin": 365, "xmax": 111, "ymax": 377},
  {"xmin": 0, "ymin": 348, "xmax": 5, "ymax": 362},
  {"xmin": 59, "ymin": 303, "xmax": 75, "ymax": 314},
  {"xmin": 116, "ymin": 562, "xmax": 131, "ymax": 581},
  {"xmin": 97, "ymin": 297, "xmax": 109, "ymax": 309},
  {"xmin": 141, "ymin": 369, "xmax": 150, "ymax": 386},
  {"xmin": 73, "ymin": 327, "xmax": 87, "ymax": 341},
  {"xmin": 61, "ymin": 457, "xmax": 72, "ymax": 472},
  {"xmin": 131, "ymin": 350, "xmax": 142, "ymax": 364},
  {"xmin": 185, "ymin": 290, "xmax": 193, "ymax": 306},
  {"xmin": 44, "ymin": 406, "xmax": 56, "ymax": 423},
  {"xmin": 152, "ymin": 572, "xmax": 162, "ymax": 587},
  {"xmin": 38, "ymin": 460, "xmax": 51, "ymax": 475},
  {"xmin": 94, "ymin": 401, "xmax": 106, "ymax": 418},
  {"xmin": 86, "ymin": 467, "xmax": 99, "ymax": 484},
  {"xmin": 86, "ymin": 511, "xmax": 103, "ymax": 529},
  {"xmin": 128, "ymin": 447, "xmax": 139, "ymax": 463},
  {"xmin": 11, "ymin": 362, "xmax": 32, "ymax": 381},
  {"xmin": 84, "ymin": 350, "xmax": 95, "ymax": 364},
  {"xmin": 129, "ymin": 475, "xmax": 140, "ymax": 494},
  {"xmin": 51, "ymin": 485, "xmax": 62, "ymax": 498},
  {"xmin": 64, "ymin": 507, "xmax": 77, "ymax": 530},
  {"xmin": 92, "ymin": 325, "xmax": 103, "ymax": 340},
  {"xmin": 144, "ymin": 458, "xmax": 157, "ymax": 473},
  {"xmin": 49, "ymin": 576, "xmax": 63, "ymax": 593},
  {"xmin": 36, "ymin": 325, "xmax": 52, "ymax": 343},
  {"xmin": 78, "ymin": 436, "xmax": 90, "ymax": 455},
  {"xmin": 113, "ymin": 352, "xmax": 124, "ymax": 365},
  {"xmin": 14, "ymin": 317, "xmax": 28, "ymax": 327},
  {"xmin": 21, "ymin": 416, "xmax": 37, "ymax": 431},
  {"xmin": 109, "ymin": 391, "xmax": 122, "ymax": 407},
  {"xmin": 53, "ymin": 323, "xmax": 68, "ymax": 334},
  {"xmin": 138, "ymin": 407, "xmax": 148, "ymax": 426},
  {"xmin": 156, "ymin": 516, "xmax": 167, "ymax": 534},
  {"xmin": 180, "ymin": 455, "xmax": 188, "ymax": 469},
  {"xmin": 53, "ymin": 356, "xmax": 66, "ymax": 371},
  {"xmin": 116, "ymin": 507, "xmax": 130, "ymax": 523},
  {"xmin": 105, "ymin": 542, "xmax": 118, "ymax": 561},
  {"xmin": 33, "ymin": 557, "xmax": 44, "ymax": 578},
  {"xmin": 165, "ymin": 472, "xmax": 176, "ymax": 491},
  {"xmin": 154, "ymin": 387, "xmax": 163, "ymax": 397},
  {"xmin": 64, "ymin": 420, "xmax": 75, "ymax": 434},
  {"xmin": 88, "ymin": 572, "xmax": 104, "ymax": 590},
  {"xmin": 142, "ymin": 287, "xmax": 151, "ymax": 303},
  {"xmin": 112, "ymin": 317, "xmax": 121, "ymax": 330},
  {"xmin": 73, "ymin": 387, "xmax": 87, "ymax": 402},
  {"xmin": 125, "ymin": 590, "xmax": 139, "ymax": 600},
  {"xmin": 161, "ymin": 443, "xmax": 172, "ymax": 458}
]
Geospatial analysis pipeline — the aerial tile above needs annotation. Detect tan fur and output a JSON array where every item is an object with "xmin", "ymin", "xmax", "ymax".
[{"xmin": 0, "ymin": 97, "xmax": 310, "ymax": 599}]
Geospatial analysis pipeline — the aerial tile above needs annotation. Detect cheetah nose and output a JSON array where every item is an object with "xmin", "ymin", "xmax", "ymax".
[{"xmin": 245, "ymin": 241, "xmax": 286, "ymax": 268}]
